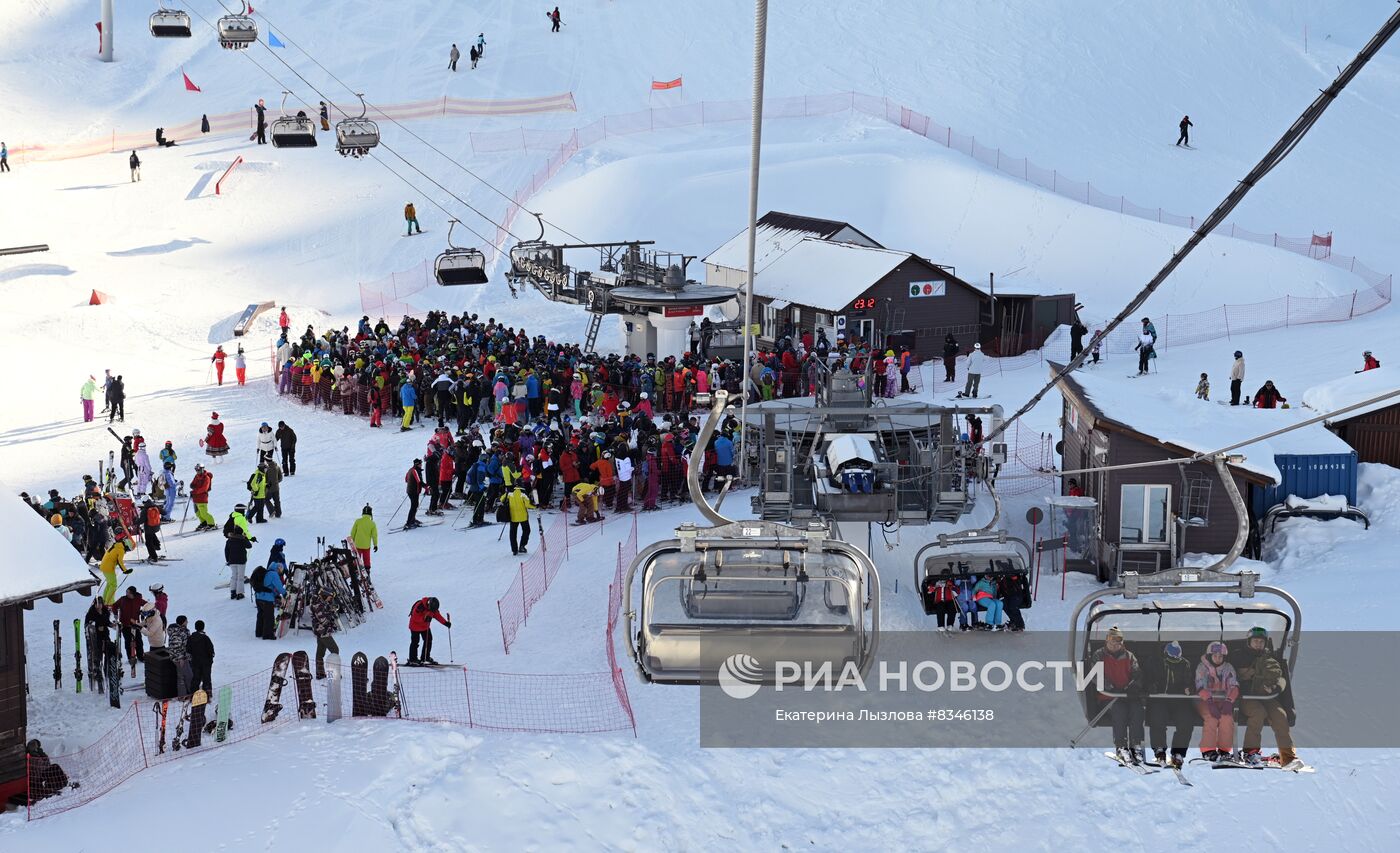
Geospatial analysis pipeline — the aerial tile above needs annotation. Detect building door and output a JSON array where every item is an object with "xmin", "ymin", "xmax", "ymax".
[{"xmin": 855, "ymin": 318, "xmax": 875, "ymax": 347}]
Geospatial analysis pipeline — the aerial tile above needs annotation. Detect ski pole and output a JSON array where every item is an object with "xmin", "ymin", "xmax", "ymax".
[
  {"xmin": 205, "ymin": 361, "xmax": 213, "ymax": 385},
  {"xmin": 386, "ymin": 493, "xmax": 407, "ymax": 528},
  {"xmin": 177, "ymin": 491, "xmax": 192, "ymax": 534},
  {"xmin": 1069, "ymin": 697, "xmax": 1117, "ymax": 748},
  {"xmin": 446, "ymin": 612, "xmax": 454, "ymax": 664}
]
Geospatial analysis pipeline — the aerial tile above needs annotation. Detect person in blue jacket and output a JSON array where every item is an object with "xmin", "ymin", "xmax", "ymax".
[
  {"xmin": 704, "ymin": 434, "xmax": 736, "ymax": 491},
  {"xmin": 266, "ymin": 538, "xmax": 288, "ymax": 574},
  {"xmin": 160, "ymin": 462, "xmax": 179, "ymax": 522},
  {"xmin": 955, "ymin": 576, "xmax": 979, "ymax": 631},
  {"xmin": 525, "ymin": 372, "xmax": 542, "ymax": 418},
  {"xmin": 400, "ymin": 381, "xmax": 417, "ymax": 432},
  {"xmin": 253, "ymin": 561, "xmax": 287, "ymax": 640}
]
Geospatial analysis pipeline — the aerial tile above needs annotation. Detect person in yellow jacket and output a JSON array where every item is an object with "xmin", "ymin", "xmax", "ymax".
[
  {"xmin": 349, "ymin": 504, "xmax": 379, "ymax": 568},
  {"xmin": 404, "ymin": 202, "xmax": 422, "ymax": 236},
  {"xmin": 247, "ymin": 463, "xmax": 269, "ymax": 523},
  {"xmin": 99, "ymin": 537, "xmax": 133, "ymax": 604},
  {"xmin": 504, "ymin": 484, "xmax": 535, "ymax": 556},
  {"xmin": 571, "ymin": 481, "xmax": 600, "ymax": 525}
]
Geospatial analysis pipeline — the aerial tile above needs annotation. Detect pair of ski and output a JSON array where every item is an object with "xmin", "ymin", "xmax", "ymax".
[
  {"xmin": 1190, "ymin": 754, "xmax": 1314, "ymax": 773},
  {"xmin": 262, "ymin": 651, "xmax": 318, "ymax": 723},
  {"xmin": 348, "ymin": 652, "xmax": 406, "ymax": 718},
  {"xmin": 341, "ymin": 541, "xmax": 384, "ymax": 610},
  {"xmin": 156, "ymin": 685, "xmax": 233, "ymax": 753},
  {"xmin": 1103, "ymin": 752, "xmax": 1192, "ymax": 786},
  {"xmin": 389, "ymin": 518, "xmax": 446, "ymax": 534}
]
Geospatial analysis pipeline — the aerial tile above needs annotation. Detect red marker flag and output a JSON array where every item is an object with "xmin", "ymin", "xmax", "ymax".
[
  {"xmin": 651, "ymin": 77, "xmax": 683, "ymax": 90},
  {"xmin": 183, "ymin": 69, "xmax": 202, "ymax": 92}
]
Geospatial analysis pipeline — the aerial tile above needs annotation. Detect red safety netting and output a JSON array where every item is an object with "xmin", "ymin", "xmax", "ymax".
[
  {"xmin": 498, "ymin": 511, "xmax": 636, "ymax": 653},
  {"xmin": 29, "ymin": 650, "xmax": 633, "ymax": 820},
  {"xmin": 357, "ymin": 260, "xmax": 433, "ymax": 322}
]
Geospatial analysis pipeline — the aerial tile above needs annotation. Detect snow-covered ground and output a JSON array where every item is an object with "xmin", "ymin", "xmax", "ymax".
[{"xmin": 3, "ymin": 0, "xmax": 1400, "ymax": 848}]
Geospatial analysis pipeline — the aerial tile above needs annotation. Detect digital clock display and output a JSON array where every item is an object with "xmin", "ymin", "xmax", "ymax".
[{"xmin": 852, "ymin": 297, "xmax": 877, "ymax": 310}]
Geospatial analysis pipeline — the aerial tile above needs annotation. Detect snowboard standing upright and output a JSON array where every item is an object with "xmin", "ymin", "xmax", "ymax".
[
  {"xmin": 366, "ymin": 655, "xmax": 395, "ymax": 717},
  {"xmin": 72, "ymin": 619, "xmax": 83, "ymax": 694},
  {"xmin": 171, "ymin": 694, "xmax": 191, "ymax": 751},
  {"xmin": 185, "ymin": 689, "xmax": 209, "ymax": 748},
  {"xmin": 350, "ymin": 652, "xmax": 369, "ymax": 717},
  {"xmin": 105, "ymin": 635, "xmax": 123, "ymax": 708},
  {"xmin": 263, "ymin": 652, "xmax": 293, "ymax": 723},
  {"xmin": 52, "ymin": 619, "xmax": 61, "ymax": 690},
  {"xmin": 214, "ymin": 684, "xmax": 234, "ymax": 742},
  {"xmin": 325, "ymin": 652, "xmax": 343, "ymax": 722},
  {"xmin": 86, "ymin": 621, "xmax": 106, "ymax": 694},
  {"xmin": 292, "ymin": 650, "xmax": 316, "ymax": 719}
]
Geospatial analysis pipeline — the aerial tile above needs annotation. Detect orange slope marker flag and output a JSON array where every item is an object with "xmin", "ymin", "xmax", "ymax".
[
  {"xmin": 651, "ymin": 77, "xmax": 683, "ymax": 90},
  {"xmin": 183, "ymin": 68, "xmax": 202, "ymax": 93}
]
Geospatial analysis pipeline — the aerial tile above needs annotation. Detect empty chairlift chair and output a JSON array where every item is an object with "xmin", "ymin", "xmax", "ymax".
[
  {"xmin": 149, "ymin": 5, "xmax": 192, "ymax": 38},
  {"xmin": 217, "ymin": 2, "xmax": 257, "ymax": 49},
  {"xmin": 624, "ymin": 519, "xmax": 881, "ymax": 685},
  {"xmin": 435, "ymin": 221, "xmax": 489, "ymax": 286},
  {"xmin": 270, "ymin": 93, "xmax": 318, "ymax": 149},
  {"xmin": 336, "ymin": 94, "xmax": 381, "ymax": 158}
]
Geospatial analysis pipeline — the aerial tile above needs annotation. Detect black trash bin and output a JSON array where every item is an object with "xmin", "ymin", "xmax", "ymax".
[{"xmin": 144, "ymin": 647, "xmax": 178, "ymax": 699}]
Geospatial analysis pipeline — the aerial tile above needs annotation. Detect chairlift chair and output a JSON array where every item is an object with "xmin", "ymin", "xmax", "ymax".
[
  {"xmin": 335, "ymin": 94, "xmax": 381, "ymax": 158},
  {"xmin": 150, "ymin": 5, "xmax": 192, "ymax": 38},
  {"xmin": 912, "ymin": 532, "xmax": 1032, "ymax": 616},
  {"xmin": 270, "ymin": 93, "xmax": 317, "ymax": 149},
  {"xmin": 217, "ymin": 2, "xmax": 257, "ymax": 49},
  {"xmin": 624, "ymin": 519, "xmax": 881, "ymax": 685},
  {"xmin": 434, "ymin": 221, "xmax": 489, "ymax": 286}
]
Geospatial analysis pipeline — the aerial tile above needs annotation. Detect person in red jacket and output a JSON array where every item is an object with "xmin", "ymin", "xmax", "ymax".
[
  {"xmin": 558, "ymin": 444, "xmax": 581, "ymax": 510},
  {"xmin": 1251, "ymin": 380, "xmax": 1287, "ymax": 409},
  {"xmin": 436, "ymin": 450, "xmax": 456, "ymax": 512},
  {"xmin": 190, "ymin": 463, "xmax": 217, "ymax": 530},
  {"xmin": 211, "ymin": 346, "xmax": 227, "ymax": 386},
  {"xmin": 1359, "ymin": 350, "xmax": 1381, "ymax": 372},
  {"xmin": 114, "ymin": 586, "xmax": 148, "ymax": 668},
  {"xmin": 404, "ymin": 459, "xmax": 427, "ymax": 530},
  {"xmin": 203, "ymin": 412, "xmax": 229, "ymax": 459},
  {"xmin": 407, "ymin": 596, "xmax": 450, "ymax": 665}
]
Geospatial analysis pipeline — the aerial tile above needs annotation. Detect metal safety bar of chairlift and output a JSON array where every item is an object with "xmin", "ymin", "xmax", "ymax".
[
  {"xmin": 150, "ymin": 3, "xmax": 192, "ymax": 38},
  {"xmin": 623, "ymin": 390, "xmax": 882, "ymax": 685},
  {"xmin": 270, "ymin": 92, "xmax": 317, "ymax": 149},
  {"xmin": 1260, "ymin": 501, "xmax": 1370, "ymax": 536},
  {"xmin": 1066, "ymin": 454, "xmax": 1303, "ymax": 747},
  {"xmin": 216, "ymin": 1, "xmax": 257, "ymax": 49},
  {"xmin": 435, "ymin": 220, "xmax": 489, "ymax": 286},
  {"xmin": 335, "ymin": 94, "xmax": 381, "ymax": 158}
]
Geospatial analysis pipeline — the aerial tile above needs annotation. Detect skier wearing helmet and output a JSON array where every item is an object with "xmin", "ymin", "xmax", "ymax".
[
  {"xmin": 407, "ymin": 596, "xmax": 451, "ymax": 665},
  {"xmin": 1195, "ymin": 641, "xmax": 1240, "ymax": 761},
  {"xmin": 1237, "ymin": 626, "xmax": 1300, "ymax": 768}
]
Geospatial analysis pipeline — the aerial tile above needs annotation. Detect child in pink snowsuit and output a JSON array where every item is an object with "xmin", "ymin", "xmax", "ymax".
[{"xmin": 1195, "ymin": 642, "xmax": 1240, "ymax": 758}]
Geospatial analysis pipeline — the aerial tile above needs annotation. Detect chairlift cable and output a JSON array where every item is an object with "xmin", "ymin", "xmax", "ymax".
[
  {"xmin": 235, "ymin": 4, "xmax": 588, "ymax": 246},
  {"xmin": 205, "ymin": 0, "xmax": 513, "ymax": 245},
  {"xmin": 979, "ymin": 5, "xmax": 1400, "ymax": 451},
  {"xmin": 188, "ymin": 3, "xmax": 499, "ymax": 249}
]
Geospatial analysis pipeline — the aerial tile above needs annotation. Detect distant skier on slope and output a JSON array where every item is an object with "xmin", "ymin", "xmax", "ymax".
[
  {"xmin": 1176, "ymin": 115, "xmax": 1193, "ymax": 147},
  {"xmin": 404, "ymin": 202, "xmax": 422, "ymax": 236},
  {"xmin": 548, "ymin": 7, "xmax": 561, "ymax": 32},
  {"xmin": 449, "ymin": 43, "xmax": 460, "ymax": 71},
  {"xmin": 1357, "ymin": 350, "xmax": 1380, "ymax": 373}
]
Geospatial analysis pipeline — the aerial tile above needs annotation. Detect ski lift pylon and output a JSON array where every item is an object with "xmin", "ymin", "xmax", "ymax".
[
  {"xmin": 216, "ymin": 1, "xmax": 257, "ymax": 49},
  {"xmin": 335, "ymin": 94, "xmax": 380, "ymax": 158},
  {"xmin": 434, "ymin": 220, "xmax": 489, "ymax": 286},
  {"xmin": 270, "ymin": 92, "xmax": 317, "ymax": 149},
  {"xmin": 150, "ymin": 4, "xmax": 192, "ymax": 38}
]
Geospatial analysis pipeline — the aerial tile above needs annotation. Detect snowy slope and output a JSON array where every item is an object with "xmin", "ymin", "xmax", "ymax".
[{"xmin": 4, "ymin": 0, "xmax": 1400, "ymax": 848}]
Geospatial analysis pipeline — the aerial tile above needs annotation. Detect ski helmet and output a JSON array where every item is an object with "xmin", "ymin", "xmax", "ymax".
[
  {"xmin": 50, "ymin": 514, "xmax": 62, "ymax": 526},
  {"xmin": 1247, "ymin": 626, "xmax": 1268, "ymax": 641},
  {"xmin": 363, "ymin": 504, "xmax": 373, "ymax": 516},
  {"xmin": 274, "ymin": 538, "xmax": 286, "ymax": 547},
  {"xmin": 1207, "ymin": 641, "xmax": 1228, "ymax": 657},
  {"xmin": 1163, "ymin": 641, "xmax": 1183, "ymax": 659},
  {"xmin": 428, "ymin": 596, "xmax": 440, "ymax": 610},
  {"xmin": 149, "ymin": 583, "xmax": 164, "ymax": 594}
]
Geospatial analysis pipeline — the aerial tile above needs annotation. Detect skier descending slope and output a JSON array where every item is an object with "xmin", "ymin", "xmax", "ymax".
[{"xmin": 1176, "ymin": 114, "xmax": 1193, "ymax": 147}]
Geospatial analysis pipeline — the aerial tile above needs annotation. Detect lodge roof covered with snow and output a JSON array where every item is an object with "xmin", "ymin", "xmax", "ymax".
[
  {"xmin": 746, "ymin": 238, "xmax": 922, "ymax": 310},
  {"xmin": 703, "ymin": 210, "xmax": 883, "ymax": 272},
  {"xmin": 0, "ymin": 491, "xmax": 98, "ymax": 608},
  {"xmin": 1301, "ymin": 367, "xmax": 1400, "ymax": 423},
  {"xmin": 1052, "ymin": 364, "xmax": 1355, "ymax": 485}
]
